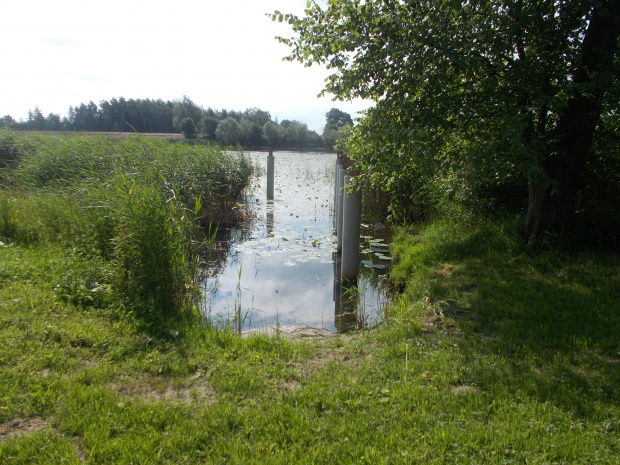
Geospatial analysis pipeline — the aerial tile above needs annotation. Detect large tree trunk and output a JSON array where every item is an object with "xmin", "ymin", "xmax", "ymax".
[
  {"xmin": 524, "ymin": 0, "xmax": 620, "ymax": 245},
  {"xmin": 525, "ymin": 96, "xmax": 599, "ymax": 244}
]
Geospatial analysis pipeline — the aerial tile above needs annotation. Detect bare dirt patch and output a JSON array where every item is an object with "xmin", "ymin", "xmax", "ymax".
[
  {"xmin": 0, "ymin": 417, "xmax": 49, "ymax": 442},
  {"xmin": 244, "ymin": 325, "xmax": 336, "ymax": 340},
  {"xmin": 112, "ymin": 375, "xmax": 217, "ymax": 405},
  {"xmin": 451, "ymin": 385, "xmax": 481, "ymax": 396},
  {"xmin": 280, "ymin": 379, "xmax": 303, "ymax": 392},
  {"xmin": 273, "ymin": 329, "xmax": 370, "ymax": 394},
  {"xmin": 278, "ymin": 349, "xmax": 350, "ymax": 393},
  {"xmin": 284, "ymin": 334, "xmax": 368, "ymax": 383},
  {"xmin": 281, "ymin": 326, "xmax": 336, "ymax": 340}
]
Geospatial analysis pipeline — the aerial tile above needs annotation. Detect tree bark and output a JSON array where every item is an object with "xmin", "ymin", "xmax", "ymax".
[{"xmin": 524, "ymin": 0, "xmax": 620, "ymax": 245}]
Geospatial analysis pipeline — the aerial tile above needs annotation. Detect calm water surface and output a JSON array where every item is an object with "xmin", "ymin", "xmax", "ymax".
[{"xmin": 202, "ymin": 151, "xmax": 392, "ymax": 333}]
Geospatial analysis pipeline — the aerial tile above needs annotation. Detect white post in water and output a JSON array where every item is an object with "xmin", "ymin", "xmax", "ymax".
[
  {"xmin": 336, "ymin": 168, "xmax": 346, "ymax": 250},
  {"xmin": 334, "ymin": 158, "xmax": 342, "ymax": 226},
  {"xmin": 267, "ymin": 149, "xmax": 275, "ymax": 200},
  {"xmin": 341, "ymin": 175, "xmax": 362, "ymax": 281},
  {"xmin": 335, "ymin": 166, "xmax": 343, "ymax": 236}
]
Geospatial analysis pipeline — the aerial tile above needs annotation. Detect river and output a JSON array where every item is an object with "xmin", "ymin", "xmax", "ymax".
[{"xmin": 201, "ymin": 151, "xmax": 392, "ymax": 333}]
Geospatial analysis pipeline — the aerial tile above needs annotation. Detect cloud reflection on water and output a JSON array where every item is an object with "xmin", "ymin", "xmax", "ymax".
[{"xmin": 202, "ymin": 151, "xmax": 391, "ymax": 332}]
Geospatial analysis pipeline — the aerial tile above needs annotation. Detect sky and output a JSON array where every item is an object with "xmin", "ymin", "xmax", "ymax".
[{"xmin": 0, "ymin": 0, "xmax": 369, "ymax": 133}]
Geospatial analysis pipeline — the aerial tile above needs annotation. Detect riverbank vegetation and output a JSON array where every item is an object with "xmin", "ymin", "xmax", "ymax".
[
  {"xmin": 0, "ymin": 131, "xmax": 251, "ymax": 322},
  {"xmin": 0, "ymin": 97, "xmax": 350, "ymax": 149},
  {"xmin": 2, "ymin": 209, "xmax": 618, "ymax": 462}
]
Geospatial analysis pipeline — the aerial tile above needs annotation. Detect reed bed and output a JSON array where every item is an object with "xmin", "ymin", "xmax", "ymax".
[{"xmin": 0, "ymin": 130, "xmax": 251, "ymax": 320}]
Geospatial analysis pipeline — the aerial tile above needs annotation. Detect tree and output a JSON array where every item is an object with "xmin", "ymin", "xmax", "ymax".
[
  {"xmin": 172, "ymin": 96, "xmax": 203, "ymax": 132},
  {"xmin": 201, "ymin": 116, "xmax": 219, "ymax": 140},
  {"xmin": 263, "ymin": 121, "xmax": 283, "ymax": 147},
  {"xmin": 68, "ymin": 101, "xmax": 100, "ymax": 131},
  {"xmin": 238, "ymin": 118, "xmax": 265, "ymax": 147},
  {"xmin": 27, "ymin": 106, "xmax": 46, "ymax": 131},
  {"xmin": 323, "ymin": 108, "xmax": 353, "ymax": 149},
  {"xmin": 281, "ymin": 120, "xmax": 313, "ymax": 147},
  {"xmin": 325, "ymin": 108, "xmax": 353, "ymax": 129},
  {"xmin": 180, "ymin": 117, "xmax": 196, "ymax": 139},
  {"xmin": 322, "ymin": 125, "xmax": 343, "ymax": 150},
  {"xmin": 0, "ymin": 115, "xmax": 16, "ymax": 129},
  {"xmin": 45, "ymin": 112, "xmax": 62, "ymax": 131},
  {"xmin": 244, "ymin": 108, "xmax": 272, "ymax": 127},
  {"xmin": 274, "ymin": 0, "xmax": 620, "ymax": 244},
  {"xmin": 215, "ymin": 117, "xmax": 240, "ymax": 145}
]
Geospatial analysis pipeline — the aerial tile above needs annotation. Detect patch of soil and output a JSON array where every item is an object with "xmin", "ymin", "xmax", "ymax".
[
  {"xmin": 280, "ymin": 380, "xmax": 303, "ymax": 392},
  {"xmin": 451, "ymin": 385, "xmax": 480, "ymax": 396},
  {"xmin": 281, "ymin": 326, "xmax": 336, "ymax": 340},
  {"xmin": 112, "ymin": 375, "xmax": 217, "ymax": 405},
  {"xmin": 0, "ymin": 417, "xmax": 49, "ymax": 442}
]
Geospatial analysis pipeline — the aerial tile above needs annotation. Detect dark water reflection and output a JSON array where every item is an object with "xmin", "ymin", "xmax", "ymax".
[{"xmin": 202, "ymin": 151, "xmax": 393, "ymax": 333}]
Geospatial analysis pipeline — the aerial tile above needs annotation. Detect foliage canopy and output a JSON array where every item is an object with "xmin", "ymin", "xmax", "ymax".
[{"xmin": 274, "ymin": 0, "xmax": 620, "ymax": 243}]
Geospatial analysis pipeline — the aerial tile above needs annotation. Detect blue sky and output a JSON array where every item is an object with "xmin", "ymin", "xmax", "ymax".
[{"xmin": 1, "ymin": 0, "xmax": 368, "ymax": 133}]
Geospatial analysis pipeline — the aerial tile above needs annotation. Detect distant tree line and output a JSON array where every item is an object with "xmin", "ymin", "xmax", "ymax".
[{"xmin": 0, "ymin": 96, "xmax": 354, "ymax": 149}]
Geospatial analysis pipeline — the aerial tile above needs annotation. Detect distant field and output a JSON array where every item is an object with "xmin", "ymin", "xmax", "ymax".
[{"xmin": 22, "ymin": 130, "xmax": 184, "ymax": 139}]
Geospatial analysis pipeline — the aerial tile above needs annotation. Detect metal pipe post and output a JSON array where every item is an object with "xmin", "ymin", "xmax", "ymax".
[
  {"xmin": 334, "ymin": 158, "xmax": 342, "ymax": 222},
  {"xmin": 267, "ymin": 150, "xmax": 275, "ymax": 200},
  {"xmin": 336, "ymin": 168, "xmax": 346, "ymax": 250},
  {"xmin": 340, "ymin": 175, "xmax": 362, "ymax": 280}
]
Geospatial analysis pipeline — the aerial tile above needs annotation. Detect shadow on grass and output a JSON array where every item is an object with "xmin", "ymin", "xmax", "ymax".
[
  {"xmin": 405, "ymin": 218, "xmax": 620, "ymax": 417},
  {"xmin": 453, "ymin": 250, "xmax": 620, "ymax": 417},
  {"xmin": 468, "ymin": 256, "xmax": 620, "ymax": 355}
]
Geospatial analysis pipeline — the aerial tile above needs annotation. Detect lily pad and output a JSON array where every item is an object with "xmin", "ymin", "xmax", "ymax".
[
  {"xmin": 361, "ymin": 260, "xmax": 386, "ymax": 270},
  {"xmin": 371, "ymin": 247, "xmax": 388, "ymax": 253}
]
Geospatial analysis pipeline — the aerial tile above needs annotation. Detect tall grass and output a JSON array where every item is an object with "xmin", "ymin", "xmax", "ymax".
[
  {"xmin": 0, "ymin": 190, "xmax": 80, "ymax": 245},
  {"xmin": 0, "ymin": 131, "xmax": 252, "ymax": 320}
]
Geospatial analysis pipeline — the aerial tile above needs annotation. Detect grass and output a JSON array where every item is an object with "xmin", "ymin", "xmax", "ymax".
[
  {"xmin": 1, "ymin": 133, "xmax": 619, "ymax": 463},
  {"xmin": 0, "ymin": 245, "xmax": 312, "ymax": 463},
  {"xmin": 1, "ymin": 216, "xmax": 618, "ymax": 463}
]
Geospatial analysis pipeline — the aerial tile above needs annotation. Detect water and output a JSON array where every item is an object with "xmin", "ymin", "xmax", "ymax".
[{"xmin": 202, "ymin": 151, "xmax": 393, "ymax": 333}]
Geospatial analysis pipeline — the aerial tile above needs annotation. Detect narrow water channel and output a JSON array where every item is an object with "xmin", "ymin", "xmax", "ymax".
[{"xmin": 202, "ymin": 151, "xmax": 393, "ymax": 333}]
